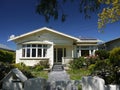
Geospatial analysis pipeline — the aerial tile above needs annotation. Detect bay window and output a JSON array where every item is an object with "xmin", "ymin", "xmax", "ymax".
[{"xmin": 22, "ymin": 44, "xmax": 48, "ymax": 58}]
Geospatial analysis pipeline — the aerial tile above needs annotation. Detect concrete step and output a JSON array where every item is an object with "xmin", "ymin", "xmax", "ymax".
[{"xmin": 52, "ymin": 64, "xmax": 64, "ymax": 71}]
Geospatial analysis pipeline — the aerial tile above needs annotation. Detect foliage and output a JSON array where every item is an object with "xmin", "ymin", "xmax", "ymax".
[
  {"xmin": 109, "ymin": 47, "xmax": 120, "ymax": 66},
  {"xmin": 0, "ymin": 62, "xmax": 13, "ymax": 81},
  {"xmin": 0, "ymin": 50, "xmax": 15, "ymax": 63},
  {"xmin": 12, "ymin": 63, "xmax": 34, "ymax": 78},
  {"xmin": 0, "ymin": 62, "xmax": 14, "ymax": 89},
  {"xmin": 69, "ymin": 57, "xmax": 86, "ymax": 70},
  {"xmin": 32, "ymin": 60, "xmax": 49, "ymax": 71},
  {"xmin": 85, "ymin": 56, "xmax": 99, "ymax": 66},
  {"xmin": 93, "ymin": 47, "xmax": 120, "ymax": 84},
  {"xmin": 38, "ymin": 60, "xmax": 50, "ymax": 68},
  {"xmin": 31, "ymin": 70, "xmax": 48, "ymax": 79},
  {"xmin": 95, "ymin": 50, "xmax": 109, "ymax": 60},
  {"xmin": 68, "ymin": 48, "xmax": 120, "ymax": 84},
  {"xmin": 91, "ymin": 59, "xmax": 114, "ymax": 84},
  {"xmin": 36, "ymin": 0, "xmax": 67, "ymax": 22},
  {"xmin": 36, "ymin": 0, "xmax": 120, "ymax": 29},
  {"xmin": 0, "ymin": 62, "xmax": 34, "ymax": 81},
  {"xmin": 88, "ymin": 64, "xmax": 96, "ymax": 72},
  {"xmin": 33, "ymin": 65, "xmax": 44, "ymax": 71},
  {"xmin": 98, "ymin": 0, "xmax": 120, "ymax": 30},
  {"xmin": 36, "ymin": 0, "xmax": 100, "ymax": 22},
  {"xmin": 67, "ymin": 68, "xmax": 91, "ymax": 80}
]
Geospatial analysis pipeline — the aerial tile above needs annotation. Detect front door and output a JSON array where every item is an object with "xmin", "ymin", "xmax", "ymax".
[
  {"xmin": 54, "ymin": 48, "xmax": 66, "ymax": 64},
  {"xmin": 57, "ymin": 48, "xmax": 63, "ymax": 63}
]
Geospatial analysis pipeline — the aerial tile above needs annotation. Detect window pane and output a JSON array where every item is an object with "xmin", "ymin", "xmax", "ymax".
[
  {"xmin": 27, "ymin": 44, "xmax": 30, "ymax": 47},
  {"xmin": 22, "ymin": 49, "xmax": 25, "ymax": 57},
  {"xmin": 81, "ymin": 50, "xmax": 89, "ymax": 57},
  {"xmin": 27, "ymin": 49, "xmax": 30, "ymax": 57},
  {"xmin": 38, "ymin": 44, "xmax": 42, "ymax": 47},
  {"xmin": 54, "ymin": 48, "xmax": 56, "ymax": 62},
  {"xmin": 64, "ymin": 48, "xmax": 66, "ymax": 57},
  {"xmin": 43, "ymin": 49, "xmax": 47, "ymax": 57},
  {"xmin": 43, "ymin": 44, "xmax": 47, "ymax": 47},
  {"xmin": 32, "ymin": 49, "xmax": 36, "ymax": 57},
  {"xmin": 81, "ymin": 46, "xmax": 89, "ymax": 49},
  {"xmin": 32, "ymin": 44, "xmax": 36, "ymax": 47},
  {"xmin": 38, "ymin": 49, "xmax": 42, "ymax": 57},
  {"xmin": 77, "ymin": 50, "xmax": 79, "ymax": 53},
  {"xmin": 22, "ymin": 45, "xmax": 26, "ymax": 47}
]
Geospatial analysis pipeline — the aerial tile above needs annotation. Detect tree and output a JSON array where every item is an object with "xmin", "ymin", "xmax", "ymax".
[
  {"xmin": 36, "ymin": 0, "xmax": 120, "ymax": 30},
  {"xmin": 98, "ymin": 0, "xmax": 120, "ymax": 30}
]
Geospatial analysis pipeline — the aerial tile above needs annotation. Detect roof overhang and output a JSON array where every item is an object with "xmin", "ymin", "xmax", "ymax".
[
  {"xmin": 22, "ymin": 41, "xmax": 53, "ymax": 45},
  {"xmin": 8, "ymin": 27, "xmax": 79, "ymax": 41}
]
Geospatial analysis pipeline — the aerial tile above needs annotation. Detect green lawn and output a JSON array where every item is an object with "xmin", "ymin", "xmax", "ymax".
[
  {"xmin": 30, "ymin": 68, "xmax": 91, "ymax": 80},
  {"xmin": 31, "ymin": 70, "xmax": 48, "ymax": 79},
  {"xmin": 67, "ymin": 68, "xmax": 91, "ymax": 80}
]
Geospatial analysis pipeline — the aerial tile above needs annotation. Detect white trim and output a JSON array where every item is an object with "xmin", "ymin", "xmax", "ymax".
[
  {"xmin": 8, "ymin": 27, "xmax": 79, "ymax": 41},
  {"xmin": 22, "ymin": 41, "xmax": 52, "ymax": 45},
  {"xmin": 20, "ymin": 57, "xmax": 49, "ymax": 60}
]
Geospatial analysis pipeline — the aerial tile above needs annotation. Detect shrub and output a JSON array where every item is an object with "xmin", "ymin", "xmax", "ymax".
[
  {"xmin": 32, "ymin": 60, "xmax": 49, "ymax": 71},
  {"xmin": 37, "ymin": 60, "xmax": 50, "ymax": 68},
  {"xmin": 85, "ymin": 56, "xmax": 99, "ymax": 66},
  {"xmin": 12, "ymin": 63, "xmax": 34, "ymax": 78},
  {"xmin": 0, "ymin": 62, "xmax": 13, "ymax": 81},
  {"xmin": 91, "ymin": 59, "xmax": 120, "ymax": 84},
  {"xmin": 0, "ymin": 50, "xmax": 15, "ymax": 63},
  {"xmin": 69, "ymin": 57, "xmax": 86, "ymax": 69},
  {"xmin": 21, "ymin": 69, "xmax": 34, "ymax": 78},
  {"xmin": 88, "ymin": 64, "xmax": 95, "ymax": 72},
  {"xmin": 109, "ymin": 47, "xmax": 120, "ymax": 66},
  {"xmin": 34, "ymin": 65, "xmax": 44, "ymax": 71},
  {"xmin": 12, "ymin": 62, "xmax": 29, "ymax": 70},
  {"xmin": 95, "ymin": 50, "xmax": 109, "ymax": 60}
]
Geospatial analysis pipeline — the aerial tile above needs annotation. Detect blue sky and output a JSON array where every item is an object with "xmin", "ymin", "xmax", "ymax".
[{"xmin": 0, "ymin": 0, "xmax": 120, "ymax": 50}]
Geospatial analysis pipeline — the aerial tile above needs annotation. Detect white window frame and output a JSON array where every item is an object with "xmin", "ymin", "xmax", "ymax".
[{"xmin": 22, "ymin": 44, "xmax": 48, "ymax": 58}]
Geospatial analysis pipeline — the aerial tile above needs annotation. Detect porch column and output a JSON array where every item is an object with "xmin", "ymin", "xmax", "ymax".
[
  {"xmin": 93, "ymin": 49, "xmax": 96, "ymax": 56},
  {"xmin": 72, "ymin": 45, "xmax": 74, "ymax": 58},
  {"xmin": 89, "ymin": 50, "xmax": 92, "ymax": 56},
  {"xmin": 79, "ymin": 50, "xmax": 81, "ymax": 57},
  {"xmin": 49, "ymin": 43, "xmax": 54, "ymax": 68}
]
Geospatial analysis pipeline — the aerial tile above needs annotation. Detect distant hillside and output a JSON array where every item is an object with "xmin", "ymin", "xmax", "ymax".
[{"xmin": 0, "ymin": 44, "xmax": 14, "ymax": 52}]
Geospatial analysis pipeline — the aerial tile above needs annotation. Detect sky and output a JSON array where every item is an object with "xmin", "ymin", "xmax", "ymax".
[{"xmin": 0, "ymin": 0, "xmax": 120, "ymax": 50}]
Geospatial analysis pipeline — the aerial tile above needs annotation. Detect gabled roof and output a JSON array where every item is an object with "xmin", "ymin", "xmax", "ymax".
[
  {"xmin": 8, "ymin": 27, "xmax": 79, "ymax": 41},
  {"xmin": 105, "ymin": 37, "xmax": 120, "ymax": 44}
]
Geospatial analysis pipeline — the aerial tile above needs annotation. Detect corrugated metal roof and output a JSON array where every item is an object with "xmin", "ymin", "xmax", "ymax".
[{"xmin": 78, "ymin": 36, "xmax": 97, "ymax": 40}]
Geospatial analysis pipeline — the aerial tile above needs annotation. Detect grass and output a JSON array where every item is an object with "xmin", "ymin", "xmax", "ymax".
[
  {"xmin": 30, "ymin": 68, "xmax": 91, "ymax": 80},
  {"xmin": 67, "ymin": 68, "xmax": 91, "ymax": 80},
  {"xmin": 31, "ymin": 70, "xmax": 48, "ymax": 79}
]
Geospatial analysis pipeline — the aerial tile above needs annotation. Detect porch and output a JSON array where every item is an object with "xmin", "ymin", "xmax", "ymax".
[{"xmin": 53, "ymin": 45, "xmax": 74, "ymax": 65}]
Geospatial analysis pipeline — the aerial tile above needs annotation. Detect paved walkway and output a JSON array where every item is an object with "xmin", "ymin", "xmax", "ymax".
[{"xmin": 47, "ymin": 64, "xmax": 70, "ymax": 82}]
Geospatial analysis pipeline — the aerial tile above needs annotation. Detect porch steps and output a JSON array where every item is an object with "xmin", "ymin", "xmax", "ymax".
[{"xmin": 52, "ymin": 64, "xmax": 64, "ymax": 71}]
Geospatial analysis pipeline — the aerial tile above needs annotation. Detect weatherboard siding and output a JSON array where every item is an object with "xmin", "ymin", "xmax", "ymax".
[{"xmin": 15, "ymin": 30, "xmax": 75, "ymax": 66}]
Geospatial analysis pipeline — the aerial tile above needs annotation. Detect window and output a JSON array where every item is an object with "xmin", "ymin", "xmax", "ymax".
[
  {"xmin": 77, "ymin": 46, "xmax": 90, "ymax": 57},
  {"xmin": 22, "ymin": 44, "xmax": 48, "ymax": 58},
  {"xmin": 27, "ymin": 49, "xmax": 30, "ymax": 57},
  {"xmin": 32, "ymin": 44, "xmax": 36, "ymax": 47},
  {"xmin": 64, "ymin": 48, "xmax": 66, "ymax": 57},
  {"xmin": 38, "ymin": 49, "xmax": 42, "ymax": 57},
  {"xmin": 32, "ymin": 49, "xmax": 36, "ymax": 57},
  {"xmin": 43, "ymin": 49, "xmax": 47, "ymax": 57},
  {"xmin": 22, "ymin": 49, "xmax": 25, "ymax": 57},
  {"xmin": 81, "ymin": 50, "xmax": 89, "ymax": 56}
]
